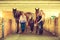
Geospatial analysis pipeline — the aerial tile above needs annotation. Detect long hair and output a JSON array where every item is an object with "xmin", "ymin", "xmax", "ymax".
[{"xmin": 40, "ymin": 10, "xmax": 45, "ymax": 16}]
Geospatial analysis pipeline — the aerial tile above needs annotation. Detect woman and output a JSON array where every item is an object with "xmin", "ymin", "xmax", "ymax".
[
  {"xmin": 19, "ymin": 12, "xmax": 27, "ymax": 33},
  {"xmin": 36, "ymin": 10, "xmax": 45, "ymax": 35}
]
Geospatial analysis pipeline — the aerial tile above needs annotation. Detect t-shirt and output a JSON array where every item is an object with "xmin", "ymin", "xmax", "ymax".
[{"xmin": 19, "ymin": 15, "xmax": 27, "ymax": 23}]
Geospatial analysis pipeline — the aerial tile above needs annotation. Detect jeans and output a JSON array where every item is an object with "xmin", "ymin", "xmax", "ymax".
[
  {"xmin": 30, "ymin": 23, "xmax": 34, "ymax": 32},
  {"xmin": 20, "ymin": 22, "xmax": 26, "ymax": 33},
  {"xmin": 36, "ymin": 21, "xmax": 43, "ymax": 34}
]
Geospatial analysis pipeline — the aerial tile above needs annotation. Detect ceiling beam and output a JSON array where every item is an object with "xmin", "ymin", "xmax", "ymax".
[{"xmin": 0, "ymin": 1, "xmax": 60, "ymax": 4}]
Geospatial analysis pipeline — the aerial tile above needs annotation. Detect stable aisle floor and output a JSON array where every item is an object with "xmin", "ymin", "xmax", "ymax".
[{"xmin": 4, "ymin": 30, "xmax": 59, "ymax": 40}]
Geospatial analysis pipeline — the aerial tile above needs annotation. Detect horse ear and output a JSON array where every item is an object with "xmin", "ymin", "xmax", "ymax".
[{"xmin": 35, "ymin": 8, "xmax": 39, "ymax": 10}]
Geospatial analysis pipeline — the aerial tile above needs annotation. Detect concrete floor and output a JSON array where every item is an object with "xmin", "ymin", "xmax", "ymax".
[
  {"xmin": 0, "ymin": 30, "xmax": 59, "ymax": 40},
  {"xmin": 4, "ymin": 34, "xmax": 58, "ymax": 40},
  {"xmin": 3, "ymin": 30, "xmax": 59, "ymax": 40}
]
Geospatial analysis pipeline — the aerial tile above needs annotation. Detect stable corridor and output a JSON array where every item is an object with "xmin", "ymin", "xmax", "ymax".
[{"xmin": 0, "ymin": 1, "xmax": 60, "ymax": 40}]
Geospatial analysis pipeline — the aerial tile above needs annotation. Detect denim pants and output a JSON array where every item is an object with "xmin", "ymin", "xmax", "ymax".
[
  {"xmin": 38, "ymin": 21, "xmax": 43, "ymax": 34},
  {"xmin": 20, "ymin": 22, "xmax": 26, "ymax": 33},
  {"xmin": 36, "ymin": 21, "xmax": 43, "ymax": 34},
  {"xmin": 30, "ymin": 23, "xmax": 34, "ymax": 32}
]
